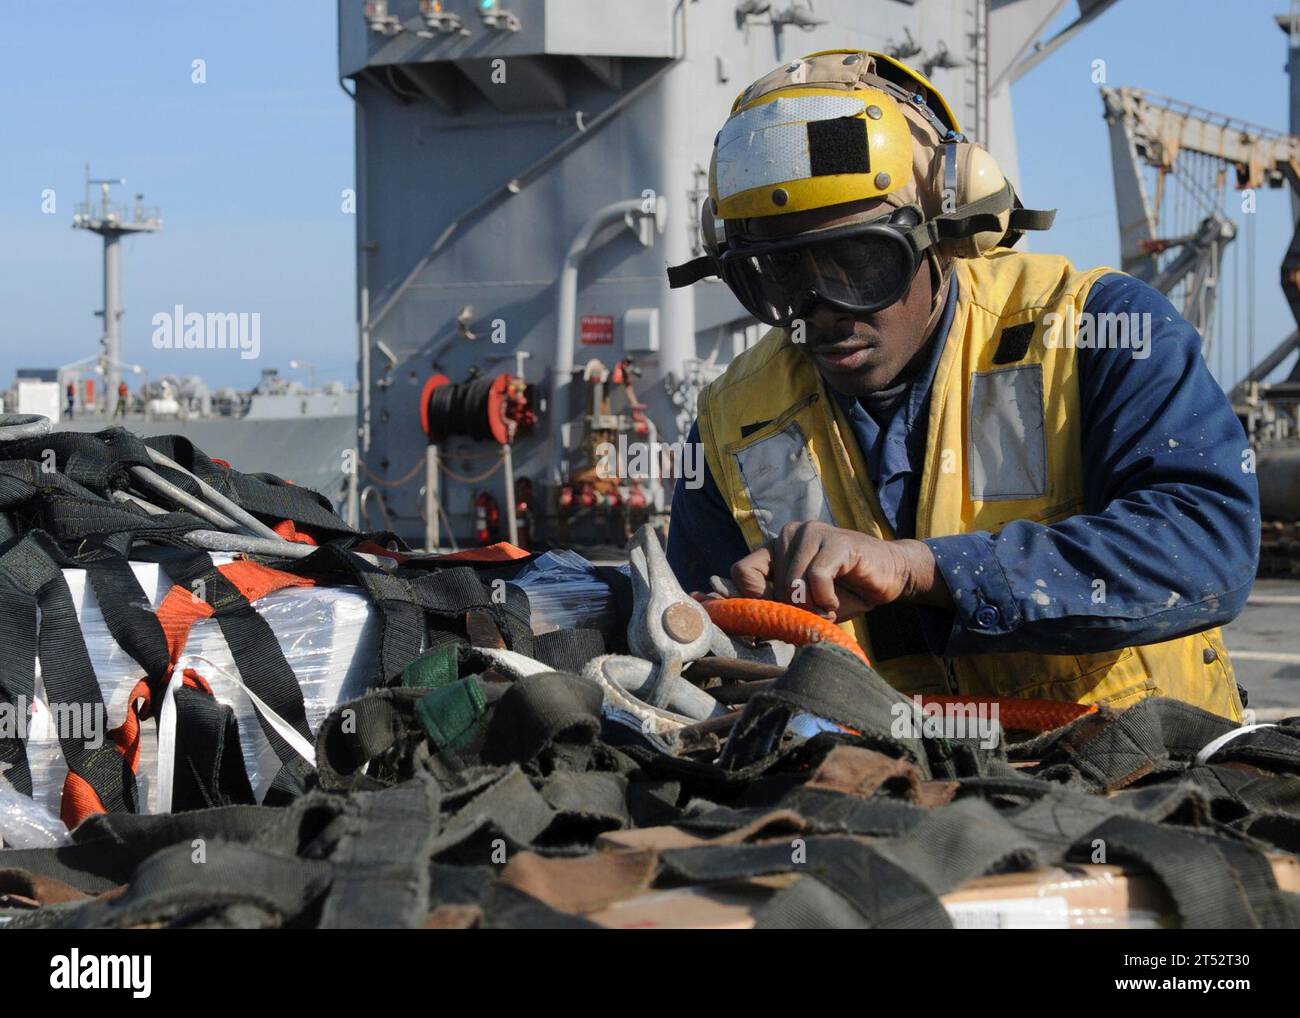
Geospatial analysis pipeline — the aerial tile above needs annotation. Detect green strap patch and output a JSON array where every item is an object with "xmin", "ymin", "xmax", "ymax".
[
  {"xmin": 400, "ymin": 645, "xmax": 459, "ymax": 691},
  {"xmin": 416, "ymin": 677, "xmax": 489, "ymax": 752}
]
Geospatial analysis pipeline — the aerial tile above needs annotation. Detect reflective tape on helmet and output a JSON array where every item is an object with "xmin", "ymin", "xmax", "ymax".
[{"xmin": 715, "ymin": 94, "xmax": 867, "ymax": 202}]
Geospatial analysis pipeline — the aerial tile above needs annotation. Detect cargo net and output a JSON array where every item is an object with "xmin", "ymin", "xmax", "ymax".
[{"xmin": 0, "ymin": 417, "xmax": 1299, "ymax": 929}]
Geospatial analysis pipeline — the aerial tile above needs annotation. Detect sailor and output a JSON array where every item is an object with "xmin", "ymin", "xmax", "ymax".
[
  {"xmin": 665, "ymin": 51, "xmax": 1257, "ymax": 719},
  {"xmin": 115, "ymin": 379, "xmax": 130, "ymax": 417}
]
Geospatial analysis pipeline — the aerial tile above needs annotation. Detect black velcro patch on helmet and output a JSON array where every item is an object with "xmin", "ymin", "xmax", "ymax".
[
  {"xmin": 992, "ymin": 322, "xmax": 1036, "ymax": 364},
  {"xmin": 806, "ymin": 117, "xmax": 870, "ymax": 177}
]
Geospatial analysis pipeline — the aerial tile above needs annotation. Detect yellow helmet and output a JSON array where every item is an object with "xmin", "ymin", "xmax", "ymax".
[
  {"xmin": 669, "ymin": 49, "xmax": 1056, "ymax": 301},
  {"xmin": 711, "ymin": 49, "xmax": 958, "ymax": 221}
]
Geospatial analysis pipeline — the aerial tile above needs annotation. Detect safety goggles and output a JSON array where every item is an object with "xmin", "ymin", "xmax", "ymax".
[{"xmin": 717, "ymin": 205, "xmax": 932, "ymax": 328}]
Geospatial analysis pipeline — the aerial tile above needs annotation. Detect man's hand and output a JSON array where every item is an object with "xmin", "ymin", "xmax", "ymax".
[{"xmin": 730, "ymin": 521, "xmax": 952, "ymax": 622}]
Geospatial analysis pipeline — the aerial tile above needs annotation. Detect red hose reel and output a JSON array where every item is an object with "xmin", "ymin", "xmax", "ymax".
[{"xmin": 419, "ymin": 373, "xmax": 534, "ymax": 445}]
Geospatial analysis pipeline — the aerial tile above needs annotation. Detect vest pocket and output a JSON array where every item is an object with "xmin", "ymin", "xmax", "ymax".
[
  {"xmin": 968, "ymin": 364, "xmax": 1047, "ymax": 501},
  {"xmin": 729, "ymin": 408, "xmax": 836, "ymax": 541}
]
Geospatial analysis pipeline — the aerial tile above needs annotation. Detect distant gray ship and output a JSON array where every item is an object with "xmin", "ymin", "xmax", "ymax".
[
  {"xmin": 50, "ymin": 371, "xmax": 357, "ymax": 505},
  {"xmin": 5, "ymin": 170, "xmax": 358, "ymax": 510}
]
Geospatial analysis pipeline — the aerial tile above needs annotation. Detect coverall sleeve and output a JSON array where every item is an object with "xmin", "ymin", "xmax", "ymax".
[
  {"xmin": 920, "ymin": 273, "xmax": 1260, "ymax": 656},
  {"xmin": 666, "ymin": 420, "xmax": 752, "ymax": 594}
]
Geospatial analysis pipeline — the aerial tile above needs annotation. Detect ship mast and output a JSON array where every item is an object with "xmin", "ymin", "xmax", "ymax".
[{"xmin": 71, "ymin": 165, "xmax": 162, "ymax": 414}]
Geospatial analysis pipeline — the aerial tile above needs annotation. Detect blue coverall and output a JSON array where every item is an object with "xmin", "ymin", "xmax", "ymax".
[{"xmin": 666, "ymin": 274, "xmax": 1260, "ymax": 657}]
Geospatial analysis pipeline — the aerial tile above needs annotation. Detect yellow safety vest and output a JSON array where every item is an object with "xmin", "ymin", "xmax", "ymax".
[{"xmin": 698, "ymin": 250, "xmax": 1243, "ymax": 720}]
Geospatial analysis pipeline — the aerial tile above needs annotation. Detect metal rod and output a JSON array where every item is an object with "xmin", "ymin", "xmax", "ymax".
[
  {"xmin": 502, "ymin": 443, "xmax": 518, "ymax": 547},
  {"xmin": 110, "ymin": 489, "xmax": 166, "ymax": 515},
  {"xmin": 671, "ymin": 710, "xmax": 743, "ymax": 745},
  {"xmin": 128, "ymin": 465, "xmax": 242, "ymax": 532},
  {"xmin": 684, "ymin": 658, "xmax": 782, "ymax": 683},
  {"xmin": 707, "ymin": 679, "xmax": 777, "ymax": 706},
  {"xmin": 439, "ymin": 497, "xmax": 460, "ymax": 553},
  {"xmin": 345, "ymin": 458, "xmax": 359, "ymax": 529},
  {"xmin": 359, "ymin": 485, "xmax": 399, "ymax": 535},
  {"xmin": 425, "ymin": 442, "xmax": 439, "ymax": 551},
  {"xmin": 103, "ymin": 233, "xmax": 122, "ymax": 417},
  {"xmin": 551, "ymin": 198, "xmax": 648, "ymax": 480},
  {"xmin": 113, "ymin": 490, "xmax": 397, "ymax": 568},
  {"xmin": 144, "ymin": 446, "xmax": 285, "ymax": 541},
  {"xmin": 185, "ymin": 529, "xmax": 319, "ymax": 559}
]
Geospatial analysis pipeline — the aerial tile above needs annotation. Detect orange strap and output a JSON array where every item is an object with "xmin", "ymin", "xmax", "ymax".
[
  {"xmin": 919, "ymin": 695, "xmax": 1097, "ymax": 733},
  {"xmin": 430, "ymin": 541, "xmax": 531, "ymax": 563},
  {"xmin": 61, "ymin": 774, "xmax": 110, "ymax": 830},
  {"xmin": 154, "ymin": 559, "xmax": 313, "ymax": 663},
  {"xmin": 63, "ymin": 560, "xmax": 313, "ymax": 829},
  {"xmin": 273, "ymin": 519, "xmax": 318, "ymax": 546},
  {"xmin": 702, "ymin": 597, "xmax": 1097, "ymax": 735}
]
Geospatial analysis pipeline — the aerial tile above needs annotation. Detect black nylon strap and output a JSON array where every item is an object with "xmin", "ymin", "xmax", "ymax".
[
  {"xmin": 1008, "ymin": 206, "xmax": 1056, "ymax": 231},
  {"xmin": 0, "ymin": 585, "xmax": 38, "ymax": 796},
  {"xmin": 531, "ymin": 629, "xmax": 606, "ymax": 673},
  {"xmin": 480, "ymin": 671, "xmax": 604, "ymax": 767},
  {"xmin": 719, "ymin": 642, "xmax": 925, "ymax": 776},
  {"xmin": 75, "ymin": 538, "xmax": 171, "ymax": 691},
  {"xmin": 0, "ymin": 458, "xmax": 202, "ymax": 545},
  {"xmin": 77, "ymin": 539, "xmax": 257, "ymax": 814},
  {"xmin": 367, "ymin": 564, "xmax": 534, "ymax": 679},
  {"xmin": 143, "ymin": 434, "xmax": 355, "ymax": 540},
  {"xmin": 318, "ymin": 777, "xmax": 441, "ymax": 928},
  {"xmin": 0, "ymin": 533, "xmax": 136, "ymax": 814},
  {"xmin": 276, "ymin": 546, "xmax": 427, "ymax": 684},
  {"xmin": 1015, "ymin": 697, "xmax": 1239, "ymax": 792},
  {"xmin": 171, "ymin": 686, "xmax": 256, "ymax": 810},
  {"xmin": 5, "ymin": 840, "xmax": 332, "ymax": 929},
  {"xmin": 315, "ymin": 688, "xmax": 429, "ymax": 792},
  {"xmin": 35, "ymin": 566, "xmax": 137, "ymax": 815},
  {"xmin": 662, "ymin": 837, "xmax": 952, "ymax": 929},
  {"xmin": 159, "ymin": 552, "xmax": 314, "ymax": 799},
  {"xmin": 3, "ymin": 431, "xmax": 143, "ymax": 494},
  {"xmin": 0, "ymin": 801, "xmax": 289, "ymax": 895},
  {"xmin": 1070, "ymin": 814, "xmax": 1288, "ymax": 929},
  {"xmin": 667, "ymin": 255, "xmax": 718, "ymax": 289}
]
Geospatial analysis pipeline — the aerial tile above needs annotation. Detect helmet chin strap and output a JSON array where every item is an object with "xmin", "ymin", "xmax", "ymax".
[{"xmin": 920, "ymin": 251, "xmax": 952, "ymax": 338}]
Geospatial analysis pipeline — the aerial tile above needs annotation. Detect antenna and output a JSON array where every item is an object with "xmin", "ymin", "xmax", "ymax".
[{"xmin": 72, "ymin": 166, "xmax": 162, "ymax": 415}]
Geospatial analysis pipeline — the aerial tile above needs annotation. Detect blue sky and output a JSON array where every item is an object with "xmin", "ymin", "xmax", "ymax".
[
  {"xmin": 1014, "ymin": 0, "xmax": 1296, "ymax": 387},
  {"xmin": 0, "ymin": 1, "xmax": 1295, "ymax": 391},
  {"xmin": 0, "ymin": 1, "xmax": 356, "ymax": 390}
]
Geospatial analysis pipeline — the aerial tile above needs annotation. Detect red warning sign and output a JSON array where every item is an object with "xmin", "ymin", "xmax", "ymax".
[{"xmin": 580, "ymin": 314, "xmax": 615, "ymax": 345}]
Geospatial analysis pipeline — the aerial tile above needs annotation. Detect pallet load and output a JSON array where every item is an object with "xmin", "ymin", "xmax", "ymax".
[{"xmin": 0, "ymin": 414, "xmax": 1298, "ymax": 929}]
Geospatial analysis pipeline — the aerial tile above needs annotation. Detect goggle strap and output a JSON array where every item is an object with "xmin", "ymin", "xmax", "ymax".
[
  {"xmin": 1009, "ymin": 205, "xmax": 1057, "ymax": 231},
  {"xmin": 664, "ymin": 182, "xmax": 1059, "ymax": 288},
  {"xmin": 667, "ymin": 255, "xmax": 718, "ymax": 289},
  {"xmin": 912, "ymin": 181, "xmax": 1054, "ymax": 247}
]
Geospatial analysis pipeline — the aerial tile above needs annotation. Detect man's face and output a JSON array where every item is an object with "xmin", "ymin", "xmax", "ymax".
[{"xmin": 741, "ymin": 198, "xmax": 936, "ymax": 398}]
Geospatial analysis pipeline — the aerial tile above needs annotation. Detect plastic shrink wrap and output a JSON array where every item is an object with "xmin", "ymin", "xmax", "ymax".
[{"xmin": 11, "ymin": 555, "xmax": 376, "ymax": 824}]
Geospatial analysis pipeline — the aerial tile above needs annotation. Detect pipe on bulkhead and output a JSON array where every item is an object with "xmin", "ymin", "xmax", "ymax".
[{"xmin": 550, "ymin": 198, "xmax": 657, "ymax": 481}]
